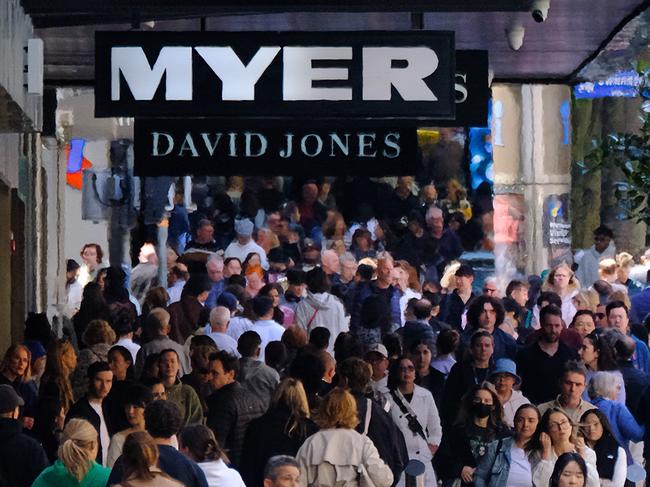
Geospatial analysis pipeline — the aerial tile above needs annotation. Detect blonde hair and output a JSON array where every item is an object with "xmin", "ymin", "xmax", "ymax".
[
  {"xmin": 598, "ymin": 258, "xmax": 617, "ymax": 276},
  {"xmin": 0, "ymin": 344, "xmax": 32, "ymax": 381},
  {"xmin": 58, "ymin": 419, "xmax": 97, "ymax": 481},
  {"xmin": 440, "ymin": 261, "xmax": 461, "ymax": 290},
  {"xmin": 616, "ymin": 252, "xmax": 634, "ymax": 269},
  {"xmin": 572, "ymin": 290, "xmax": 598, "ymax": 313},
  {"xmin": 82, "ymin": 319, "xmax": 116, "ymax": 347},
  {"xmin": 315, "ymin": 388, "xmax": 359, "ymax": 430},
  {"xmin": 272, "ymin": 378, "xmax": 310, "ymax": 437}
]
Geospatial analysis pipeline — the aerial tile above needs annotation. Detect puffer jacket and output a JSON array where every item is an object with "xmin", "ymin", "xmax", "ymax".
[
  {"xmin": 296, "ymin": 428, "xmax": 393, "ymax": 487},
  {"xmin": 205, "ymin": 381, "xmax": 266, "ymax": 468},
  {"xmin": 295, "ymin": 291, "xmax": 348, "ymax": 352}
]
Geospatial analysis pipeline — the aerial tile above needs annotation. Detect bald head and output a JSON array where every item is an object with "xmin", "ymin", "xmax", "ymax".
[{"xmin": 209, "ymin": 306, "xmax": 231, "ymax": 333}]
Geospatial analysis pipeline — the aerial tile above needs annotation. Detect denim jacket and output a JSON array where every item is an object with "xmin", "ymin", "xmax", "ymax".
[{"xmin": 473, "ymin": 436, "xmax": 515, "ymax": 487}]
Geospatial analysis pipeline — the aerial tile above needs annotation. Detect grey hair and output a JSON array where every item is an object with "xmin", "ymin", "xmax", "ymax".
[
  {"xmin": 264, "ymin": 455, "xmax": 299, "ymax": 481},
  {"xmin": 339, "ymin": 252, "xmax": 357, "ymax": 266},
  {"xmin": 588, "ymin": 371, "xmax": 619, "ymax": 400},
  {"xmin": 206, "ymin": 254, "xmax": 224, "ymax": 267}
]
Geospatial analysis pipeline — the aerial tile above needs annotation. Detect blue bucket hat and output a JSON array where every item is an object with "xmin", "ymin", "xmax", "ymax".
[{"xmin": 490, "ymin": 358, "xmax": 521, "ymax": 385}]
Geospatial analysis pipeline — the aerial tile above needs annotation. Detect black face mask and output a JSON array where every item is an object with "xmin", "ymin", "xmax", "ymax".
[{"xmin": 471, "ymin": 402, "xmax": 493, "ymax": 419}]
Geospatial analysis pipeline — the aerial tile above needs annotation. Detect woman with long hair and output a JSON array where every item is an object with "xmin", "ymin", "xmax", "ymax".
[
  {"xmin": 259, "ymin": 282, "xmax": 287, "ymax": 326},
  {"xmin": 0, "ymin": 344, "xmax": 37, "ymax": 428},
  {"xmin": 436, "ymin": 383, "xmax": 510, "ymax": 487},
  {"xmin": 384, "ymin": 355, "xmax": 441, "ymax": 487},
  {"xmin": 474, "ymin": 404, "xmax": 541, "ymax": 486},
  {"xmin": 240, "ymin": 378, "xmax": 318, "ymax": 487},
  {"xmin": 32, "ymin": 418, "xmax": 111, "ymax": 487},
  {"xmin": 34, "ymin": 338, "xmax": 77, "ymax": 461},
  {"xmin": 578, "ymin": 332, "xmax": 626, "ymax": 404},
  {"xmin": 115, "ymin": 430, "xmax": 183, "ymax": 486},
  {"xmin": 543, "ymin": 262, "xmax": 580, "ymax": 324},
  {"xmin": 528, "ymin": 407, "xmax": 599, "ymax": 487},
  {"xmin": 180, "ymin": 424, "xmax": 245, "ymax": 486},
  {"xmin": 296, "ymin": 388, "xmax": 393, "ymax": 487},
  {"xmin": 580, "ymin": 409, "xmax": 627, "ymax": 486}
]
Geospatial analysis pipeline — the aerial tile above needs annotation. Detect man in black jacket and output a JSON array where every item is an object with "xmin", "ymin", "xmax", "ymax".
[
  {"xmin": 206, "ymin": 350, "xmax": 266, "ymax": 468},
  {"xmin": 337, "ymin": 357, "xmax": 408, "ymax": 486},
  {"xmin": 66, "ymin": 361, "xmax": 113, "ymax": 465},
  {"xmin": 0, "ymin": 385, "xmax": 48, "ymax": 486}
]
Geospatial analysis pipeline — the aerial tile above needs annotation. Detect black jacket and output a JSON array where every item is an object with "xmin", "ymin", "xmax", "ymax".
[
  {"xmin": 240, "ymin": 406, "xmax": 319, "ymax": 487},
  {"xmin": 441, "ymin": 361, "xmax": 493, "ymax": 429},
  {"xmin": 206, "ymin": 381, "xmax": 266, "ymax": 468},
  {"xmin": 353, "ymin": 392, "xmax": 409, "ymax": 486},
  {"xmin": 440, "ymin": 291, "xmax": 476, "ymax": 331},
  {"xmin": 66, "ymin": 396, "xmax": 111, "ymax": 464},
  {"xmin": 0, "ymin": 417, "xmax": 49, "ymax": 487}
]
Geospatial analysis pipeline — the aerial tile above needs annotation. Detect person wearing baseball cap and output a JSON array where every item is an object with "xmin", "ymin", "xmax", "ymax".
[
  {"xmin": 489, "ymin": 358, "xmax": 530, "ymax": 427},
  {"xmin": 440, "ymin": 263, "xmax": 476, "ymax": 330},
  {"xmin": 0, "ymin": 384, "xmax": 49, "ymax": 485},
  {"xmin": 224, "ymin": 218, "xmax": 269, "ymax": 270},
  {"xmin": 365, "ymin": 344, "xmax": 390, "ymax": 397}
]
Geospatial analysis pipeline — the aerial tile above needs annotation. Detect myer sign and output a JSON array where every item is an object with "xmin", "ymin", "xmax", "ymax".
[{"xmin": 95, "ymin": 31, "xmax": 455, "ymax": 119}]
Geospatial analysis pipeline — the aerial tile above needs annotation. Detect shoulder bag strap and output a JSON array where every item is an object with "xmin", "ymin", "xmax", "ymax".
[
  {"xmin": 306, "ymin": 307, "xmax": 319, "ymax": 327},
  {"xmin": 362, "ymin": 398, "xmax": 372, "ymax": 436},
  {"xmin": 390, "ymin": 389, "xmax": 428, "ymax": 442}
]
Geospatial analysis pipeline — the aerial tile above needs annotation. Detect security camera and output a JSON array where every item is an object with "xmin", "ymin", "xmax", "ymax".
[
  {"xmin": 531, "ymin": 0, "xmax": 550, "ymax": 23},
  {"xmin": 506, "ymin": 24, "xmax": 525, "ymax": 51}
]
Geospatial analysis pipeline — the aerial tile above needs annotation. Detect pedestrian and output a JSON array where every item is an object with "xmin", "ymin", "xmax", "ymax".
[
  {"xmin": 410, "ymin": 339, "xmax": 446, "ymax": 408},
  {"xmin": 168, "ymin": 275, "xmax": 212, "ymax": 344},
  {"xmin": 296, "ymin": 388, "xmax": 394, "ymax": 487},
  {"xmin": 578, "ymin": 332, "xmax": 626, "ymax": 404},
  {"xmin": 0, "ymin": 384, "xmax": 49, "ymax": 486},
  {"xmin": 205, "ymin": 306, "xmax": 239, "ymax": 356},
  {"xmin": 237, "ymin": 331, "xmax": 280, "ymax": 409},
  {"xmin": 580, "ymin": 409, "xmax": 628, "ymax": 486},
  {"xmin": 542, "ymin": 263, "xmax": 580, "ymax": 325},
  {"xmin": 607, "ymin": 301, "xmax": 650, "ymax": 373},
  {"xmin": 32, "ymin": 418, "xmax": 111, "ymax": 487},
  {"xmin": 66, "ymin": 361, "xmax": 114, "ymax": 465},
  {"xmin": 107, "ymin": 400, "xmax": 209, "ymax": 487},
  {"xmin": 384, "ymin": 355, "xmax": 441, "ymax": 487},
  {"xmin": 179, "ymin": 424, "xmax": 246, "ymax": 486},
  {"xmin": 70, "ymin": 319, "xmax": 115, "ymax": 400},
  {"xmin": 106, "ymin": 383, "xmax": 153, "ymax": 467},
  {"xmin": 251, "ymin": 295, "xmax": 286, "ymax": 361},
  {"xmin": 205, "ymin": 350, "xmax": 266, "ymax": 467},
  {"xmin": 549, "ymin": 452, "xmax": 590, "ymax": 487},
  {"xmin": 537, "ymin": 361, "xmax": 596, "ymax": 424},
  {"xmin": 474, "ymin": 404, "xmax": 540, "ymax": 487},
  {"xmin": 0, "ymin": 344, "xmax": 38, "ymax": 428},
  {"xmin": 34, "ymin": 338, "xmax": 77, "ymax": 461},
  {"xmin": 263, "ymin": 455, "xmax": 301, "ymax": 487},
  {"xmin": 240, "ymin": 378, "xmax": 318, "ymax": 487},
  {"xmin": 435, "ymin": 383, "xmax": 510, "ymax": 487},
  {"xmin": 159, "ymin": 349, "xmax": 203, "ymax": 426},
  {"xmin": 116, "ymin": 430, "xmax": 184, "ymax": 487},
  {"xmin": 489, "ymin": 358, "xmax": 530, "ymax": 427},
  {"xmin": 104, "ymin": 345, "xmax": 135, "ymax": 434},
  {"xmin": 527, "ymin": 407, "xmax": 599, "ymax": 487},
  {"xmin": 135, "ymin": 308, "xmax": 191, "ymax": 377}
]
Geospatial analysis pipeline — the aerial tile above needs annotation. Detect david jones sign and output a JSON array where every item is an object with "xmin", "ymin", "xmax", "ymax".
[
  {"xmin": 95, "ymin": 31, "xmax": 455, "ymax": 119},
  {"xmin": 134, "ymin": 119, "xmax": 419, "ymax": 176}
]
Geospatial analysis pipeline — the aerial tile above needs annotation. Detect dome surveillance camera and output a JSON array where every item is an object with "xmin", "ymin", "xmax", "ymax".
[
  {"xmin": 506, "ymin": 24, "xmax": 525, "ymax": 51},
  {"xmin": 531, "ymin": 0, "xmax": 550, "ymax": 23}
]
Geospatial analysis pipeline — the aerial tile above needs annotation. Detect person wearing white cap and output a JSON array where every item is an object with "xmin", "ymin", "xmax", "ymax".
[
  {"xmin": 365, "ymin": 344, "xmax": 390, "ymax": 399},
  {"xmin": 224, "ymin": 219, "xmax": 269, "ymax": 271}
]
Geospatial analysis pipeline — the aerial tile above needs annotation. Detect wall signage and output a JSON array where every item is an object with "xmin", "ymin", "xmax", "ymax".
[
  {"xmin": 95, "ymin": 31, "xmax": 455, "ymax": 119},
  {"xmin": 133, "ymin": 118, "xmax": 419, "ymax": 176}
]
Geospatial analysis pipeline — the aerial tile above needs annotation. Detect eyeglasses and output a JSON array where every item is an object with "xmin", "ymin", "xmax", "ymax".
[{"xmin": 548, "ymin": 419, "xmax": 571, "ymax": 431}]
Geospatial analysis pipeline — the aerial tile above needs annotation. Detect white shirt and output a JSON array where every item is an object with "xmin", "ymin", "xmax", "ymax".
[
  {"xmin": 89, "ymin": 401, "xmax": 110, "ymax": 466},
  {"xmin": 206, "ymin": 331, "xmax": 240, "ymax": 357},
  {"xmin": 115, "ymin": 337, "xmax": 141, "ymax": 363},
  {"xmin": 167, "ymin": 280, "xmax": 187, "ymax": 304},
  {"xmin": 226, "ymin": 316, "xmax": 254, "ymax": 342},
  {"xmin": 198, "ymin": 459, "xmax": 246, "ymax": 487},
  {"xmin": 64, "ymin": 280, "xmax": 83, "ymax": 319},
  {"xmin": 224, "ymin": 240, "xmax": 269, "ymax": 270},
  {"xmin": 507, "ymin": 444, "xmax": 533, "ymax": 487},
  {"xmin": 250, "ymin": 319, "xmax": 285, "ymax": 361}
]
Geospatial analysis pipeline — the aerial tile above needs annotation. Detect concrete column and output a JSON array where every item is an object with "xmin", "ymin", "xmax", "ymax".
[{"xmin": 492, "ymin": 83, "xmax": 573, "ymax": 277}]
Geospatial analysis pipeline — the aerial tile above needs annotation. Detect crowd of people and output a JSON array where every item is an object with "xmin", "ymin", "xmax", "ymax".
[{"xmin": 4, "ymin": 176, "xmax": 650, "ymax": 486}]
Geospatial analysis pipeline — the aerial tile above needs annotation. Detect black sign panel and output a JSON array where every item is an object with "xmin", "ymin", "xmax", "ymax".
[
  {"xmin": 96, "ymin": 31, "xmax": 455, "ymax": 120},
  {"xmin": 444, "ymin": 50, "xmax": 489, "ymax": 127},
  {"xmin": 134, "ymin": 119, "xmax": 419, "ymax": 176}
]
